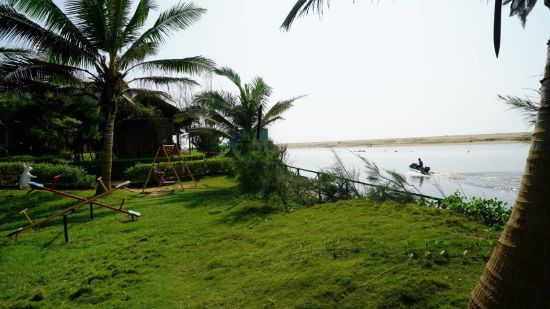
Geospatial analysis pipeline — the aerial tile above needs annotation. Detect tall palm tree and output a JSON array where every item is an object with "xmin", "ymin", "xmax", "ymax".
[
  {"xmin": 0, "ymin": 0, "xmax": 214, "ymax": 188},
  {"xmin": 282, "ymin": 1, "xmax": 550, "ymax": 307},
  {"xmin": 187, "ymin": 67, "xmax": 302, "ymax": 149}
]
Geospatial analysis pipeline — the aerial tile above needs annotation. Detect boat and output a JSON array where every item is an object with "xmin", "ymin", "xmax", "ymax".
[{"xmin": 409, "ymin": 163, "xmax": 432, "ymax": 175}]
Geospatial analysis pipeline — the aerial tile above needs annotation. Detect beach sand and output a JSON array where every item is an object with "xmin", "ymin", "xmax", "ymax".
[{"xmin": 280, "ymin": 132, "xmax": 531, "ymax": 149}]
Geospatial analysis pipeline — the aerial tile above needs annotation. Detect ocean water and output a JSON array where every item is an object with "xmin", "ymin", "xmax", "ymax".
[{"xmin": 285, "ymin": 143, "xmax": 531, "ymax": 206}]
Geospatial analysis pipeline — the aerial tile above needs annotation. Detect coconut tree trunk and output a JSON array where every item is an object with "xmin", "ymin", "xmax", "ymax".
[
  {"xmin": 99, "ymin": 104, "xmax": 117, "ymax": 192},
  {"xmin": 469, "ymin": 39, "xmax": 550, "ymax": 308}
]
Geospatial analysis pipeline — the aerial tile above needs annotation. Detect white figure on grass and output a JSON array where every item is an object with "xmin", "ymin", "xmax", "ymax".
[{"xmin": 19, "ymin": 164, "xmax": 37, "ymax": 189}]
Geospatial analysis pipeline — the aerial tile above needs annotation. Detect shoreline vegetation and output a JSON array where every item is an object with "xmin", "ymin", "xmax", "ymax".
[{"xmin": 280, "ymin": 132, "xmax": 531, "ymax": 149}]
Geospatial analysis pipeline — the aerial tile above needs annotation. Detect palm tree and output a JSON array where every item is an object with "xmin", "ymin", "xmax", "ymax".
[
  {"xmin": 0, "ymin": 0, "xmax": 214, "ymax": 188},
  {"xmin": 282, "ymin": 1, "xmax": 550, "ymax": 307},
  {"xmin": 186, "ymin": 67, "xmax": 302, "ymax": 151}
]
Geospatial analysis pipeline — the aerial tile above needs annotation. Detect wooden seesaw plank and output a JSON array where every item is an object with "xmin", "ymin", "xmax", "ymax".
[
  {"xmin": 6, "ymin": 181, "xmax": 132, "ymax": 238},
  {"xmin": 28, "ymin": 181, "xmax": 141, "ymax": 217}
]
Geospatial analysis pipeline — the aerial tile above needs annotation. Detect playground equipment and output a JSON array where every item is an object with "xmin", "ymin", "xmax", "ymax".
[
  {"xmin": 141, "ymin": 145, "xmax": 197, "ymax": 193},
  {"xmin": 6, "ymin": 177, "xmax": 141, "ymax": 242}
]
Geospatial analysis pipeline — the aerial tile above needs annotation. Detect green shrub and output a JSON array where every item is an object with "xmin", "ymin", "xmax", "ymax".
[
  {"xmin": 123, "ymin": 157, "xmax": 233, "ymax": 182},
  {"xmin": 0, "ymin": 162, "xmax": 95, "ymax": 189},
  {"xmin": 0, "ymin": 155, "xmax": 67, "ymax": 164},
  {"xmin": 70, "ymin": 153, "xmax": 206, "ymax": 180},
  {"xmin": 232, "ymin": 142, "xmax": 291, "ymax": 209},
  {"xmin": 441, "ymin": 191, "xmax": 511, "ymax": 227}
]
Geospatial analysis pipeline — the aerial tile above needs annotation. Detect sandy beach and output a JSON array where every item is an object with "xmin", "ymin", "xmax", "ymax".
[{"xmin": 280, "ymin": 132, "xmax": 531, "ymax": 149}]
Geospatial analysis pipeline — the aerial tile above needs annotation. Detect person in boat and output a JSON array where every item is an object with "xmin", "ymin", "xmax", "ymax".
[{"xmin": 418, "ymin": 158, "xmax": 423, "ymax": 169}]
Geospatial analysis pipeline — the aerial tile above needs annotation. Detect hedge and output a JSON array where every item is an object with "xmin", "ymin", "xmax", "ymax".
[
  {"xmin": 70, "ymin": 153, "xmax": 206, "ymax": 180},
  {"xmin": 123, "ymin": 158, "xmax": 233, "ymax": 182},
  {"xmin": 0, "ymin": 155, "xmax": 68, "ymax": 164},
  {"xmin": 0, "ymin": 162, "xmax": 95, "ymax": 189}
]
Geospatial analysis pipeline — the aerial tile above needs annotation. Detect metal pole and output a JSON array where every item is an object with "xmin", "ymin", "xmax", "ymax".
[
  {"xmin": 318, "ymin": 174, "xmax": 322, "ymax": 203},
  {"xmin": 63, "ymin": 214, "xmax": 68, "ymax": 243}
]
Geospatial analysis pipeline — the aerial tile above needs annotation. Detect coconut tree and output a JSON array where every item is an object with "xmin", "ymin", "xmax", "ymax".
[
  {"xmin": 0, "ymin": 0, "xmax": 214, "ymax": 188},
  {"xmin": 185, "ymin": 67, "xmax": 302, "ymax": 150},
  {"xmin": 283, "ymin": 1, "xmax": 550, "ymax": 307}
]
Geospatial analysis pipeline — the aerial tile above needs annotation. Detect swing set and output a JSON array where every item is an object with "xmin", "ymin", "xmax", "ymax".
[{"xmin": 141, "ymin": 145, "xmax": 197, "ymax": 193}]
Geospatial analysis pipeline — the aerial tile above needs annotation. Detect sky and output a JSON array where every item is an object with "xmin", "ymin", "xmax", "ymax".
[{"xmin": 52, "ymin": 1, "xmax": 550, "ymax": 143}]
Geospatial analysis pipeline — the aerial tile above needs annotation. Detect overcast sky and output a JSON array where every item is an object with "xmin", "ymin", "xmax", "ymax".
[{"xmin": 57, "ymin": 1, "xmax": 550, "ymax": 143}]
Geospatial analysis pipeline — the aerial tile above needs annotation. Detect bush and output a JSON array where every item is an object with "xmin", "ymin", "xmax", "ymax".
[
  {"xmin": 0, "ymin": 162, "xmax": 95, "ymax": 189},
  {"xmin": 232, "ymin": 142, "xmax": 291, "ymax": 209},
  {"xmin": 123, "ymin": 157, "xmax": 233, "ymax": 182},
  {"xmin": 441, "ymin": 191, "xmax": 511, "ymax": 227},
  {"xmin": 71, "ymin": 153, "xmax": 206, "ymax": 180},
  {"xmin": 0, "ymin": 155, "xmax": 68, "ymax": 164}
]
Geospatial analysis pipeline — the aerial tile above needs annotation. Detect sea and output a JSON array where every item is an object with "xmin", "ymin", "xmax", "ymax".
[{"xmin": 285, "ymin": 143, "xmax": 531, "ymax": 207}]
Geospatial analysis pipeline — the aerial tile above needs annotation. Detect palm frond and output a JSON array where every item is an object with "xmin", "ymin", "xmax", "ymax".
[
  {"xmin": 495, "ymin": 0, "xmax": 539, "ymax": 57},
  {"xmin": 214, "ymin": 67, "xmax": 242, "ymax": 88},
  {"xmin": 123, "ymin": 88, "xmax": 173, "ymax": 102},
  {"xmin": 214, "ymin": 66, "xmax": 247, "ymax": 101},
  {"xmin": 66, "ymin": 0, "xmax": 108, "ymax": 50},
  {"xmin": 261, "ymin": 96, "xmax": 302, "ymax": 127},
  {"xmin": 194, "ymin": 90, "xmax": 239, "ymax": 111},
  {"xmin": 0, "ymin": 47, "xmax": 33, "ymax": 57},
  {"xmin": 129, "ymin": 76, "xmax": 199, "ymax": 88},
  {"xmin": 119, "ymin": 41, "xmax": 159, "ymax": 69},
  {"xmin": 200, "ymin": 110, "xmax": 241, "ymax": 136},
  {"xmin": 0, "ymin": 78, "xmax": 84, "ymax": 97},
  {"xmin": 7, "ymin": 0, "xmax": 95, "ymax": 52},
  {"xmin": 106, "ymin": 0, "xmax": 132, "ymax": 52},
  {"xmin": 0, "ymin": 4, "xmax": 97, "ymax": 65},
  {"xmin": 499, "ymin": 93, "xmax": 540, "ymax": 125},
  {"xmin": 121, "ymin": 3, "xmax": 205, "ymax": 63},
  {"xmin": 129, "ymin": 56, "xmax": 215, "ymax": 75},
  {"xmin": 121, "ymin": 0, "xmax": 157, "ymax": 46},
  {"xmin": 250, "ymin": 77, "xmax": 272, "ymax": 107},
  {"xmin": 281, "ymin": 0, "xmax": 329, "ymax": 30},
  {"xmin": 188, "ymin": 127, "xmax": 231, "ymax": 140},
  {"xmin": 504, "ymin": 0, "xmax": 538, "ymax": 26},
  {"xmin": 0, "ymin": 55, "xmax": 90, "ymax": 84}
]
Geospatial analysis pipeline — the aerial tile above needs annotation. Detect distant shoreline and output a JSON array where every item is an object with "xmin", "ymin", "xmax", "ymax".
[{"xmin": 280, "ymin": 132, "xmax": 531, "ymax": 149}]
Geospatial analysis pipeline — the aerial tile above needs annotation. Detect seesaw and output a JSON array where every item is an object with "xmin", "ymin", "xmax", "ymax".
[{"xmin": 6, "ymin": 178, "xmax": 141, "ymax": 242}]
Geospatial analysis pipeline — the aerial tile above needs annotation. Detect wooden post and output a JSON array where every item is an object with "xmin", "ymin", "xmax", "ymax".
[
  {"xmin": 89, "ymin": 203, "xmax": 93, "ymax": 220},
  {"xmin": 63, "ymin": 214, "xmax": 69, "ymax": 243},
  {"xmin": 141, "ymin": 147, "xmax": 162, "ymax": 193}
]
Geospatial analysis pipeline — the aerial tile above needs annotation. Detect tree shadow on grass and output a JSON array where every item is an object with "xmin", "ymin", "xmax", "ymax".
[
  {"xmin": 221, "ymin": 203, "xmax": 280, "ymax": 225},
  {"xmin": 149, "ymin": 187, "xmax": 241, "ymax": 210}
]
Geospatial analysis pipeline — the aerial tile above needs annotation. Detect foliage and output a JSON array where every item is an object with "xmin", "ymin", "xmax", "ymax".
[
  {"xmin": 123, "ymin": 157, "xmax": 233, "ymax": 182},
  {"xmin": 0, "ymin": 155, "xmax": 67, "ymax": 164},
  {"xmin": 499, "ymin": 92, "xmax": 540, "ymax": 126},
  {"xmin": 232, "ymin": 142, "xmax": 292, "ymax": 210},
  {"xmin": 72, "ymin": 153, "xmax": 206, "ymax": 179},
  {"xmin": 0, "ymin": 177, "xmax": 500, "ymax": 308},
  {"xmin": 0, "ymin": 94, "xmax": 101, "ymax": 157},
  {"xmin": 441, "ymin": 191, "xmax": 511, "ymax": 228},
  {"xmin": 0, "ymin": 162, "xmax": 95, "ymax": 189},
  {"xmin": 281, "ymin": 0, "xmax": 547, "ymax": 56},
  {"xmin": 183, "ymin": 67, "xmax": 301, "ymax": 144},
  {"xmin": 0, "ymin": 0, "xmax": 214, "ymax": 184},
  {"xmin": 191, "ymin": 131, "xmax": 221, "ymax": 154}
]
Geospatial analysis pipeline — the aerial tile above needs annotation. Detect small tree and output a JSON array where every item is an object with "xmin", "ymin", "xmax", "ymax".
[{"xmin": 189, "ymin": 67, "xmax": 302, "ymax": 149}]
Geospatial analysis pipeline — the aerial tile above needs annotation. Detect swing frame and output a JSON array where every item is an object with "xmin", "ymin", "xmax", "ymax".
[{"xmin": 141, "ymin": 145, "xmax": 197, "ymax": 193}]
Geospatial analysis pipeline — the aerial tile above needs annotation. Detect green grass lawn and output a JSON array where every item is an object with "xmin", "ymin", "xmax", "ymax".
[{"xmin": 0, "ymin": 176, "xmax": 499, "ymax": 308}]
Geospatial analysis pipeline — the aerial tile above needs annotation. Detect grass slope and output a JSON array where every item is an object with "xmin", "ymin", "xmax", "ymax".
[{"xmin": 0, "ymin": 177, "xmax": 499, "ymax": 308}]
